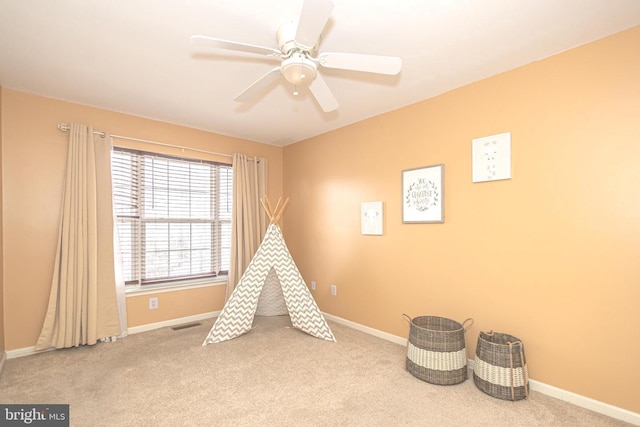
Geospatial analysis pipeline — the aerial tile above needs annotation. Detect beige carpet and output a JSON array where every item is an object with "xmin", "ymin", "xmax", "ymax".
[{"xmin": 0, "ymin": 316, "xmax": 631, "ymax": 426}]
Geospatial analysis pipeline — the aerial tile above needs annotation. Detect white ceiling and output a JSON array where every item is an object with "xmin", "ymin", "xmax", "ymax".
[{"xmin": 1, "ymin": 1, "xmax": 639, "ymax": 147}]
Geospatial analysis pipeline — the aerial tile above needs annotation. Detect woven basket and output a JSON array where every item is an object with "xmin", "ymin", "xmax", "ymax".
[
  {"xmin": 473, "ymin": 331, "xmax": 529, "ymax": 401},
  {"xmin": 404, "ymin": 315, "xmax": 474, "ymax": 385}
]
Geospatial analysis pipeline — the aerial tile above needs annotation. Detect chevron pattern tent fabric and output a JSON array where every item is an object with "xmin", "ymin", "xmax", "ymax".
[{"xmin": 203, "ymin": 223, "xmax": 335, "ymax": 345}]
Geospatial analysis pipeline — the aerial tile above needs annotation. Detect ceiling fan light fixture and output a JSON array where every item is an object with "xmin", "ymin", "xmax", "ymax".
[
  {"xmin": 281, "ymin": 53, "xmax": 317, "ymax": 86},
  {"xmin": 192, "ymin": 0, "xmax": 401, "ymax": 112}
]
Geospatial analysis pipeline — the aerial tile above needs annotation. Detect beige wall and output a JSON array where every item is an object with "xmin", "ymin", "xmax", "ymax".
[
  {"xmin": 283, "ymin": 27, "xmax": 640, "ymax": 413},
  {"xmin": 126, "ymin": 285, "xmax": 227, "ymax": 328},
  {"xmin": 1, "ymin": 90, "xmax": 283, "ymax": 350},
  {"xmin": 0, "ymin": 85, "xmax": 5, "ymax": 355}
]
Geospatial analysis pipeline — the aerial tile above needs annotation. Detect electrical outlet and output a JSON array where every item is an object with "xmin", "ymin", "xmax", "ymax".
[
  {"xmin": 149, "ymin": 297, "xmax": 159, "ymax": 310},
  {"xmin": 310, "ymin": 280, "xmax": 316, "ymax": 291},
  {"xmin": 330, "ymin": 284, "xmax": 337, "ymax": 296}
]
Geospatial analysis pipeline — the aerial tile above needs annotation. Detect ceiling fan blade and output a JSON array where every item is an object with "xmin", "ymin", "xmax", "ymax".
[
  {"xmin": 295, "ymin": 0, "xmax": 334, "ymax": 49},
  {"xmin": 191, "ymin": 35, "xmax": 281, "ymax": 57},
  {"xmin": 308, "ymin": 73, "xmax": 339, "ymax": 112},
  {"xmin": 319, "ymin": 52, "xmax": 402, "ymax": 75},
  {"xmin": 234, "ymin": 67, "xmax": 282, "ymax": 102}
]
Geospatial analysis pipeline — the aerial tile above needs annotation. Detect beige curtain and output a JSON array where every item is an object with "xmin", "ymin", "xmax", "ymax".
[
  {"xmin": 227, "ymin": 154, "xmax": 268, "ymax": 299},
  {"xmin": 113, "ymin": 224, "xmax": 128, "ymax": 339},
  {"xmin": 36, "ymin": 123, "xmax": 121, "ymax": 350}
]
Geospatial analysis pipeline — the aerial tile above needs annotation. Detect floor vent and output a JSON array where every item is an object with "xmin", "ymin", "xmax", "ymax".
[{"xmin": 171, "ymin": 322, "xmax": 202, "ymax": 331}]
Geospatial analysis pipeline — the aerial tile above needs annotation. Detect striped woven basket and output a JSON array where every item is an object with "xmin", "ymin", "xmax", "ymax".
[
  {"xmin": 473, "ymin": 331, "xmax": 529, "ymax": 401},
  {"xmin": 404, "ymin": 315, "xmax": 474, "ymax": 385}
]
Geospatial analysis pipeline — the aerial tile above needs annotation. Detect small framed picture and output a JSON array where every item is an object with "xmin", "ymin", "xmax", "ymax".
[
  {"xmin": 361, "ymin": 201, "xmax": 383, "ymax": 235},
  {"xmin": 472, "ymin": 132, "xmax": 511, "ymax": 183},
  {"xmin": 402, "ymin": 164, "xmax": 444, "ymax": 223}
]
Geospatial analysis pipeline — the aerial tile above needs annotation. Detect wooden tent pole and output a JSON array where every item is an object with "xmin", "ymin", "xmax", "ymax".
[
  {"xmin": 260, "ymin": 198, "xmax": 274, "ymax": 222},
  {"xmin": 260, "ymin": 196, "xmax": 290, "ymax": 225},
  {"xmin": 265, "ymin": 198, "xmax": 276, "ymax": 221},
  {"xmin": 272, "ymin": 197, "xmax": 282, "ymax": 218},
  {"xmin": 272, "ymin": 197, "xmax": 290, "ymax": 225}
]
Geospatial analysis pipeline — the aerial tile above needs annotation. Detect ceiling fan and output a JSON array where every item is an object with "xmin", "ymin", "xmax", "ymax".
[{"xmin": 191, "ymin": 0, "xmax": 402, "ymax": 112}]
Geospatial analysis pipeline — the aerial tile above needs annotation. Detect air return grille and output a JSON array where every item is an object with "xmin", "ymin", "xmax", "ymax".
[{"xmin": 171, "ymin": 322, "xmax": 202, "ymax": 331}]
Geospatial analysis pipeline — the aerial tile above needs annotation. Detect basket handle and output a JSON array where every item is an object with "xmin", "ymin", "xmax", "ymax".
[
  {"xmin": 521, "ymin": 346, "xmax": 530, "ymax": 398},
  {"xmin": 462, "ymin": 318, "xmax": 474, "ymax": 331},
  {"xmin": 402, "ymin": 313, "xmax": 412, "ymax": 324}
]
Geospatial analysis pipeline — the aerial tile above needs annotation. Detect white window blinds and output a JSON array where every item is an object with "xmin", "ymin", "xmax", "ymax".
[{"xmin": 111, "ymin": 148, "xmax": 232, "ymax": 286}]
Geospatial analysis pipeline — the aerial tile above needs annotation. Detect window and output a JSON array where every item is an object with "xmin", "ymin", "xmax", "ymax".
[{"xmin": 111, "ymin": 147, "xmax": 232, "ymax": 287}]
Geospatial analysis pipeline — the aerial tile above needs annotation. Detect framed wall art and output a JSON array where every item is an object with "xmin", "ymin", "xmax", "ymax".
[
  {"xmin": 402, "ymin": 164, "xmax": 444, "ymax": 223},
  {"xmin": 472, "ymin": 132, "xmax": 511, "ymax": 183},
  {"xmin": 360, "ymin": 201, "xmax": 383, "ymax": 235}
]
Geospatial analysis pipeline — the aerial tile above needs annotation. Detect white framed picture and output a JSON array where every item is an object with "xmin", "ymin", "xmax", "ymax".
[
  {"xmin": 361, "ymin": 201, "xmax": 383, "ymax": 235},
  {"xmin": 402, "ymin": 164, "xmax": 444, "ymax": 223},
  {"xmin": 472, "ymin": 132, "xmax": 511, "ymax": 183}
]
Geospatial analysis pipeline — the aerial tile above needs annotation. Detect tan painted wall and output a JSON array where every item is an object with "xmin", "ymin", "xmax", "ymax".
[
  {"xmin": 126, "ymin": 285, "xmax": 227, "ymax": 328},
  {"xmin": 0, "ymin": 85, "xmax": 5, "ymax": 355},
  {"xmin": 1, "ymin": 90, "xmax": 283, "ymax": 350},
  {"xmin": 283, "ymin": 27, "xmax": 640, "ymax": 413}
]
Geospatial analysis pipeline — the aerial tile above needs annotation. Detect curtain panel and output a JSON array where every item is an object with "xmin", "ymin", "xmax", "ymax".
[
  {"xmin": 36, "ymin": 124, "xmax": 121, "ymax": 350},
  {"xmin": 227, "ymin": 154, "xmax": 268, "ymax": 299}
]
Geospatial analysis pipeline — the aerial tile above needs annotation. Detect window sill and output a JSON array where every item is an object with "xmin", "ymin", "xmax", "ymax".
[{"xmin": 125, "ymin": 276, "xmax": 227, "ymax": 297}]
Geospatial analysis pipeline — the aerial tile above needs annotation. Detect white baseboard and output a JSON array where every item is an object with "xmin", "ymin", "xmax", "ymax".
[
  {"xmin": 323, "ymin": 313, "xmax": 408, "ymax": 346},
  {"xmin": 324, "ymin": 313, "xmax": 640, "ymax": 426},
  {"xmin": 6, "ymin": 345, "xmax": 55, "ymax": 360},
  {"xmin": 528, "ymin": 379, "xmax": 640, "ymax": 425},
  {"xmin": 6, "ymin": 311, "xmax": 220, "ymax": 359},
  {"xmin": 126, "ymin": 310, "xmax": 219, "ymax": 335}
]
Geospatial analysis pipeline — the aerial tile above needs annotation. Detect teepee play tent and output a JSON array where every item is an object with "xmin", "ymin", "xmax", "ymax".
[{"xmin": 203, "ymin": 198, "xmax": 335, "ymax": 345}]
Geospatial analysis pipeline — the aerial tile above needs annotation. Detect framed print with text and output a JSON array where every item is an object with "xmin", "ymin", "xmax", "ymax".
[{"xmin": 402, "ymin": 164, "xmax": 444, "ymax": 223}]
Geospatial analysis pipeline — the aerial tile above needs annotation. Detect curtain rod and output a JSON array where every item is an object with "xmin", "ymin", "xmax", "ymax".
[{"xmin": 57, "ymin": 123, "xmax": 232, "ymax": 159}]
